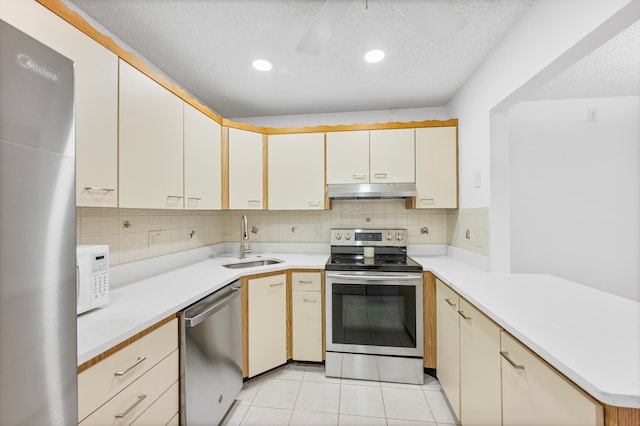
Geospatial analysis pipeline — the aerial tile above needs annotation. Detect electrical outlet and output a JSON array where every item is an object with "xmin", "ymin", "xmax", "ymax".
[
  {"xmin": 587, "ymin": 108, "xmax": 598, "ymax": 122},
  {"xmin": 149, "ymin": 230, "xmax": 164, "ymax": 246},
  {"xmin": 474, "ymin": 171, "xmax": 481, "ymax": 189}
]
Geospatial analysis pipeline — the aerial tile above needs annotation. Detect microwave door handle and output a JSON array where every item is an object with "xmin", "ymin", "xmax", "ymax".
[{"xmin": 326, "ymin": 273, "xmax": 420, "ymax": 281}]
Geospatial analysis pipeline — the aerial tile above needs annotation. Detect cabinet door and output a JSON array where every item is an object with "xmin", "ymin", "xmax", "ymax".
[
  {"xmin": 119, "ymin": 60, "xmax": 184, "ymax": 209},
  {"xmin": 326, "ymin": 130, "xmax": 369, "ymax": 184},
  {"xmin": 1, "ymin": 1, "xmax": 118, "ymax": 207},
  {"xmin": 248, "ymin": 274, "xmax": 287, "ymax": 377},
  {"xmin": 292, "ymin": 290, "xmax": 323, "ymax": 361},
  {"xmin": 268, "ymin": 133, "xmax": 325, "ymax": 210},
  {"xmin": 501, "ymin": 332, "xmax": 603, "ymax": 426},
  {"xmin": 228, "ymin": 128, "xmax": 263, "ymax": 209},
  {"xmin": 184, "ymin": 103, "xmax": 221, "ymax": 209},
  {"xmin": 370, "ymin": 129, "xmax": 415, "ymax": 183},
  {"xmin": 459, "ymin": 299, "xmax": 502, "ymax": 426},
  {"xmin": 436, "ymin": 279, "xmax": 461, "ymax": 421},
  {"xmin": 415, "ymin": 127, "xmax": 457, "ymax": 208}
]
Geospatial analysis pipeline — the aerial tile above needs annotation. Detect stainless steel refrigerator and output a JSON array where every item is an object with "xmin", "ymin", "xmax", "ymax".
[{"xmin": 0, "ymin": 19, "xmax": 77, "ymax": 424}]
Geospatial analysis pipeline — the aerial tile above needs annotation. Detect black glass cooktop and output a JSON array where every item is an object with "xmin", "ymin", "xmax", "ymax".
[{"xmin": 325, "ymin": 253, "xmax": 423, "ymax": 272}]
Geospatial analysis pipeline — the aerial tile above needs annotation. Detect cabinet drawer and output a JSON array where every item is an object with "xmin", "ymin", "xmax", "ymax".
[
  {"xmin": 78, "ymin": 318, "xmax": 178, "ymax": 421},
  {"xmin": 292, "ymin": 272, "xmax": 321, "ymax": 291},
  {"xmin": 130, "ymin": 380, "xmax": 179, "ymax": 426},
  {"xmin": 80, "ymin": 349, "xmax": 179, "ymax": 425}
]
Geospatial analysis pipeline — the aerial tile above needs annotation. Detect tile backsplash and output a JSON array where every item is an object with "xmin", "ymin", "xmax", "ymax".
[
  {"xmin": 77, "ymin": 201, "xmax": 487, "ymax": 266},
  {"xmin": 447, "ymin": 207, "xmax": 490, "ymax": 256}
]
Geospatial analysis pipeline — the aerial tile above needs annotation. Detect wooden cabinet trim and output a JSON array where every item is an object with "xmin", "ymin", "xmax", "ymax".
[
  {"xmin": 423, "ymin": 272, "xmax": 436, "ymax": 370},
  {"xmin": 77, "ymin": 314, "xmax": 177, "ymax": 373},
  {"xmin": 262, "ymin": 134, "xmax": 269, "ymax": 210},
  {"xmin": 286, "ymin": 270, "xmax": 293, "ymax": 360}
]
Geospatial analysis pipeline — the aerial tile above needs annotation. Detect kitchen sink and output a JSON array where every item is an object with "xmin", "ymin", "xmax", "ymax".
[{"xmin": 222, "ymin": 258, "xmax": 284, "ymax": 269}]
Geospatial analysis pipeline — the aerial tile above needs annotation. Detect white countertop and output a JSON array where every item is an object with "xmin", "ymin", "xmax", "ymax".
[{"xmin": 77, "ymin": 249, "xmax": 640, "ymax": 409}]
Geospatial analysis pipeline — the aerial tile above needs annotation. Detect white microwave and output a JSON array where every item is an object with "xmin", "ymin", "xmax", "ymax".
[{"xmin": 76, "ymin": 245, "xmax": 109, "ymax": 315}]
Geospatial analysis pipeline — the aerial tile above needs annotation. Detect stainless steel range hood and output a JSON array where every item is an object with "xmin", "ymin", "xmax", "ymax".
[{"xmin": 327, "ymin": 183, "xmax": 417, "ymax": 200}]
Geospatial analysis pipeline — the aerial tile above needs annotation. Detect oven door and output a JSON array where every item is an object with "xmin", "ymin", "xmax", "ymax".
[{"xmin": 325, "ymin": 272, "xmax": 423, "ymax": 358}]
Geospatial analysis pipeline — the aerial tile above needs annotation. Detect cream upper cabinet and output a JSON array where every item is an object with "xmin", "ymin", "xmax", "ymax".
[
  {"xmin": 183, "ymin": 104, "xmax": 221, "ymax": 210},
  {"xmin": 228, "ymin": 128, "xmax": 263, "ymax": 210},
  {"xmin": 247, "ymin": 273, "xmax": 287, "ymax": 377},
  {"xmin": 501, "ymin": 332, "xmax": 603, "ymax": 426},
  {"xmin": 1, "ymin": 1, "xmax": 118, "ymax": 207},
  {"xmin": 326, "ymin": 131, "xmax": 370, "ymax": 184},
  {"xmin": 459, "ymin": 299, "xmax": 502, "ymax": 426},
  {"xmin": 369, "ymin": 129, "xmax": 415, "ymax": 183},
  {"xmin": 436, "ymin": 279, "xmax": 461, "ymax": 421},
  {"xmin": 268, "ymin": 133, "xmax": 325, "ymax": 210},
  {"xmin": 119, "ymin": 60, "xmax": 184, "ymax": 209},
  {"xmin": 415, "ymin": 127, "xmax": 457, "ymax": 208}
]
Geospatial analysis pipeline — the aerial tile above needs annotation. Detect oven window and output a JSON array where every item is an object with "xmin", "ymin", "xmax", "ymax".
[{"xmin": 331, "ymin": 284, "xmax": 417, "ymax": 348}]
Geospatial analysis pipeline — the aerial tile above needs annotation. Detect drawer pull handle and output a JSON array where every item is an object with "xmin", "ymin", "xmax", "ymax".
[
  {"xmin": 115, "ymin": 394, "xmax": 147, "ymax": 419},
  {"xmin": 352, "ymin": 173, "xmax": 366, "ymax": 179},
  {"xmin": 84, "ymin": 186, "xmax": 115, "ymax": 192},
  {"xmin": 114, "ymin": 356, "xmax": 147, "ymax": 377},
  {"xmin": 457, "ymin": 310, "xmax": 471, "ymax": 320},
  {"xmin": 420, "ymin": 198, "xmax": 435, "ymax": 204},
  {"xmin": 188, "ymin": 197, "xmax": 202, "ymax": 201},
  {"xmin": 500, "ymin": 351, "xmax": 525, "ymax": 370},
  {"xmin": 374, "ymin": 173, "xmax": 388, "ymax": 179},
  {"xmin": 248, "ymin": 200, "xmax": 260, "ymax": 205},
  {"xmin": 308, "ymin": 201, "xmax": 321, "ymax": 207},
  {"xmin": 303, "ymin": 297, "xmax": 317, "ymax": 303},
  {"xmin": 444, "ymin": 298, "xmax": 456, "ymax": 307},
  {"xmin": 270, "ymin": 282, "xmax": 284, "ymax": 287},
  {"xmin": 298, "ymin": 280, "xmax": 313, "ymax": 284}
]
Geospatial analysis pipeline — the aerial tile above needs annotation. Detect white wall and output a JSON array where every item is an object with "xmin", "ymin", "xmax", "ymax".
[
  {"xmin": 508, "ymin": 96, "xmax": 639, "ymax": 301},
  {"xmin": 446, "ymin": 0, "xmax": 636, "ymax": 210}
]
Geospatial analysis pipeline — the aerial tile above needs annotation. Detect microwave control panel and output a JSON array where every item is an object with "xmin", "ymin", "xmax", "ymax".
[{"xmin": 91, "ymin": 253, "xmax": 109, "ymax": 301}]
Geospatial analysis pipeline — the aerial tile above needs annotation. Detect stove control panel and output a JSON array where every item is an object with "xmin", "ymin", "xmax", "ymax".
[{"xmin": 331, "ymin": 228, "xmax": 408, "ymax": 247}]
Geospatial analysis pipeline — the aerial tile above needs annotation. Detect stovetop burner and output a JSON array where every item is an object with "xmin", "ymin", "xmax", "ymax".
[{"xmin": 325, "ymin": 228, "xmax": 422, "ymax": 273}]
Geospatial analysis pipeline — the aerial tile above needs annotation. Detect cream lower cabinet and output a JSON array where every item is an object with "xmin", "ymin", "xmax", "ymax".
[
  {"xmin": 268, "ymin": 133, "xmax": 325, "ymax": 210},
  {"xmin": 78, "ymin": 318, "xmax": 178, "ymax": 425},
  {"xmin": 228, "ymin": 128, "xmax": 264, "ymax": 209},
  {"xmin": 501, "ymin": 332, "xmax": 603, "ymax": 426},
  {"xmin": 119, "ymin": 60, "xmax": 184, "ymax": 209},
  {"xmin": 247, "ymin": 273, "xmax": 287, "ymax": 377},
  {"xmin": 184, "ymin": 103, "xmax": 221, "ymax": 210},
  {"xmin": 459, "ymin": 299, "xmax": 502, "ymax": 426},
  {"xmin": 436, "ymin": 279, "xmax": 461, "ymax": 421},
  {"xmin": 414, "ymin": 126, "xmax": 458, "ymax": 208},
  {"xmin": 1, "ymin": 1, "xmax": 118, "ymax": 207},
  {"xmin": 292, "ymin": 272, "xmax": 323, "ymax": 361}
]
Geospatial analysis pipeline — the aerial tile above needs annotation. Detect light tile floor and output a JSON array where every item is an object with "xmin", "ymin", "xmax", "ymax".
[{"xmin": 221, "ymin": 362, "xmax": 460, "ymax": 426}]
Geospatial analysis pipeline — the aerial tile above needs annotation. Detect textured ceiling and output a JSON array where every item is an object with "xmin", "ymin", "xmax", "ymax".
[
  {"xmin": 67, "ymin": 0, "xmax": 533, "ymax": 118},
  {"xmin": 527, "ymin": 19, "xmax": 640, "ymax": 101}
]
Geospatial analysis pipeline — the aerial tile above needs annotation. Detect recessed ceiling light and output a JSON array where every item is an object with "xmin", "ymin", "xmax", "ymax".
[
  {"xmin": 364, "ymin": 49, "xmax": 385, "ymax": 63},
  {"xmin": 252, "ymin": 59, "xmax": 272, "ymax": 72}
]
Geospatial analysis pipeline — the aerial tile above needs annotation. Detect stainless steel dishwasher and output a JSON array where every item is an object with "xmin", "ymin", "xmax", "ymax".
[{"xmin": 180, "ymin": 281, "xmax": 243, "ymax": 425}]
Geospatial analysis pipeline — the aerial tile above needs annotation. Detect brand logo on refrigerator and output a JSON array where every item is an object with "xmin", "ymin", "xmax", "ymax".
[{"xmin": 16, "ymin": 53, "xmax": 59, "ymax": 83}]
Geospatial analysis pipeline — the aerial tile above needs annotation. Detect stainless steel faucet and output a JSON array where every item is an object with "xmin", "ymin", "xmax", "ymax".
[{"xmin": 240, "ymin": 214, "xmax": 251, "ymax": 259}]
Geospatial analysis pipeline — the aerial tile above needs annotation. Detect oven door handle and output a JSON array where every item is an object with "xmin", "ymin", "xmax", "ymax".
[{"xmin": 326, "ymin": 273, "xmax": 421, "ymax": 281}]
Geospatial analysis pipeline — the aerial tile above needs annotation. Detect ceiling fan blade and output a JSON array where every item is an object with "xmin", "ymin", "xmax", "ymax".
[
  {"xmin": 393, "ymin": 0, "xmax": 466, "ymax": 45},
  {"xmin": 295, "ymin": 0, "xmax": 351, "ymax": 55}
]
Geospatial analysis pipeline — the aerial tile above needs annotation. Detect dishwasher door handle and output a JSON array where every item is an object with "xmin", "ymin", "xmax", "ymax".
[{"xmin": 184, "ymin": 285, "xmax": 241, "ymax": 328}]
